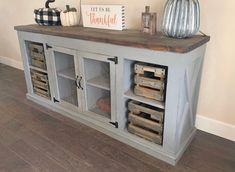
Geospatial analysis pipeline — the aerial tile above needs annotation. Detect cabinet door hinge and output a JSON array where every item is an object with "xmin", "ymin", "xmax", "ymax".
[
  {"xmin": 46, "ymin": 44, "xmax": 52, "ymax": 50},
  {"xmin": 109, "ymin": 121, "xmax": 118, "ymax": 128},
  {"xmin": 107, "ymin": 56, "xmax": 118, "ymax": 64},
  {"xmin": 53, "ymin": 97, "xmax": 59, "ymax": 103}
]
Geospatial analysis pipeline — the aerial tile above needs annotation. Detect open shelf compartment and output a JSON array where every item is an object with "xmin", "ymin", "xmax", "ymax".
[
  {"xmin": 124, "ymin": 90, "xmax": 165, "ymax": 109},
  {"xmin": 123, "ymin": 59, "xmax": 167, "ymax": 108},
  {"xmin": 25, "ymin": 41, "xmax": 47, "ymax": 71},
  {"xmin": 123, "ymin": 59, "xmax": 168, "ymax": 145}
]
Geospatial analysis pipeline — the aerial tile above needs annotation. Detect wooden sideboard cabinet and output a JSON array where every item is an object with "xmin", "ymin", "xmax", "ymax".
[{"xmin": 15, "ymin": 25, "xmax": 210, "ymax": 165}]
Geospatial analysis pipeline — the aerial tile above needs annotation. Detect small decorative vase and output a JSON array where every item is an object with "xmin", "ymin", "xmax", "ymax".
[{"xmin": 162, "ymin": 0, "xmax": 200, "ymax": 38}]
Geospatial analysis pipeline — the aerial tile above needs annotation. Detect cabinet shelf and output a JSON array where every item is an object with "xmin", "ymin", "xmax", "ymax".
[
  {"xmin": 30, "ymin": 65, "xmax": 47, "ymax": 73},
  {"xmin": 62, "ymin": 94, "xmax": 78, "ymax": 106},
  {"xmin": 90, "ymin": 106, "xmax": 111, "ymax": 119},
  {"xmin": 57, "ymin": 68, "xmax": 75, "ymax": 81},
  {"xmin": 124, "ymin": 90, "xmax": 165, "ymax": 109},
  {"xmin": 87, "ymin": 75, "xmax": 110, "ymax": 91}
]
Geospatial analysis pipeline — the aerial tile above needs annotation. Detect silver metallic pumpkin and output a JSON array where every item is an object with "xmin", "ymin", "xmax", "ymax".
[{"xmin": 162, "ymin": 0, "xmax": 200, "ymax": 38}]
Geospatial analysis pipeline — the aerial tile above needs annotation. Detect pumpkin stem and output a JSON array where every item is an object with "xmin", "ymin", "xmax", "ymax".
[
  {"xmin": 66, "ymin": 5, "xmax": 70, "ymax": 11},
  {"xmin": 70, "ymin": 8, "xmax": 77, "ymax": 12},
  {"xmin": 45, "ymin": 0, "xmax": 55, "ymax": 8}
]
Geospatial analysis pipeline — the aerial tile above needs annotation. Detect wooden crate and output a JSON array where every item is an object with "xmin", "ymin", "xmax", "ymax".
[
  {"xmin": 128, "ymin": 123, "xmax": 162, "ymax": 145},
  {"xmin": 32, "ymin": 78, "xmax": 49, "ymax": 90},
  {"xmin": 128, "ymin": 112, "xmax": 163, "ymax": 133},
  {"xmin": 29, "ymin": 43, "xmax": 46, "ymax": 69},
  {"xmin": 134, "ymin": 74, "xmax": 164, "ymax": 91},
  {"xmin": 31, "ymin": 55, "xmax": 45, "ymax": 63},
  {"xmin": 33, "ymin": 87, "xmax": 50, "ymax": 99},
  {"xmin": 128, "ymin": 100, "xmax": 164, "ymax": 122},
  {"xmin": 30, "ymin": 69, "xmax": 51, "ymax": 99},
  {"xmin": 31, "ymin": 70, "xmax": 48, "ymax": 82},
  {"xmin": 31, "ymin": 58, "xmax": 47, "ymax": 69},
  {"xmin": 29, "ymin": 43, "xmax": 45, "ymax": 60},
  {"xmin": 134, "ymin": 63, "xmax": 166, "ymax": 79},
  {"xmin": 134, "ymin": 85, "xmax": 164, "ymax": 101}
]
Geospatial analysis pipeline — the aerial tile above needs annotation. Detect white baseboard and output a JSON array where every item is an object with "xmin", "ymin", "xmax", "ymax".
[
  {"xmin": 196, "ymin": 115, "xmax": 235, "ymax": 142},
  {"xmin": 0, "ymin": 57, "xmax": 234, "ymax": 142},
  {"xmin": 0, "ymin": 56, "xmax": 23, "ymax": 70}
]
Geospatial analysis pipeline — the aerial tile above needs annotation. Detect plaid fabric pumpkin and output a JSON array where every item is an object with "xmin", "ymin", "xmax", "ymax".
[{"xmin": 34, "ymin": 8, "xmax": 61, "ymax": 26}]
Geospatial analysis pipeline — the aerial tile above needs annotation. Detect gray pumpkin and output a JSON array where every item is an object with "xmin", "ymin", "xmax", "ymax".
[{"xmin": 162, "ymin": 0, "xmax": 200, "ymax": 38}]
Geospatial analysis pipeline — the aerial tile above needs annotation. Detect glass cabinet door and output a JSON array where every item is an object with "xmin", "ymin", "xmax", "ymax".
[
  {"xmin": 79, "ymin": 52, "xmax": 117, "ymax": 126},
  {"xmin": 50, "ymin": 46, "xmax": 82, "ymax": 111}
]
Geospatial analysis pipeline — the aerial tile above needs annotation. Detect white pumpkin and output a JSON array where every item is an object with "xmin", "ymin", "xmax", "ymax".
[{"xmin": 60, "ymin": 5, "xmax": 79, "ymax": 26}]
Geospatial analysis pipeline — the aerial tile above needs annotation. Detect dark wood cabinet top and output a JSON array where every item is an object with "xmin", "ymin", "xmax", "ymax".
[{"xmin": 15, "ymin": 24, "xmax": 210, "ymax": 53}]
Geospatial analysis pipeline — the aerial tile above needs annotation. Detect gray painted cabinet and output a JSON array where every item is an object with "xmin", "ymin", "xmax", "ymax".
[{"xmin": 15, "ymin": 25, "xmax": 209, "ymax": 165}]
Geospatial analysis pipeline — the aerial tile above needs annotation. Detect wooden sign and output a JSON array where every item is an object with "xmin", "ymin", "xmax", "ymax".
[{"xmin": 81, "ymin": 5, "xmax": 125, "ymax": 30}]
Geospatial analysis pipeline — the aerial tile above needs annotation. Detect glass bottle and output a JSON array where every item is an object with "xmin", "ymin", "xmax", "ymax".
[
  {"xmin": 141, "ymin": 6, "xmax": 156, "ymax": 35},
  {"xmin": 142, "ymin": 6, "xmax": 151, "ymax": 33}
]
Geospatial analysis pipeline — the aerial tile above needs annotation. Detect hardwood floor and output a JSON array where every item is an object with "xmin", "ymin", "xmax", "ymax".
[{"xmin": 0, "ymin": 63, "xmax": 235, "ymax": 172}]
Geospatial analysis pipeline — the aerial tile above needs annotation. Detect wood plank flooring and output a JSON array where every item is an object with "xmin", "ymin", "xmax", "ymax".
[{"xmin": 0, "ymin": 63, "xmax": 235, "ymax": 172}]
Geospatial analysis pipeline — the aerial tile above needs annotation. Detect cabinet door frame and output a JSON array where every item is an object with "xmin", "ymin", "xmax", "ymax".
[
  {"xmin": 78, "ymin": 51, "xmax": 117, "ymax": 124},
  {"xmin": 50, "ymin": 46, "xmax": 83, "ymax": 112}
]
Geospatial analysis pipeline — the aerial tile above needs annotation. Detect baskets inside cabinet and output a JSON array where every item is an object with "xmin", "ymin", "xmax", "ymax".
[
  {"xmin": 29, "ymin": 43, "xmax": 47, "ymax": 70},
  {"xmin": 134, "ymin": 63, "xmax": 166, "ymax": 101},
  {"xmin": 31, "ymin": 69, "xmax": 51, "ymax": 99},
  {"xmin": 127, "ymin": 101, "xmax": 164, "ymax": 145},
  {"xmin": 127, "ymin": 62, "xmax": 168, "ymax": 145}
]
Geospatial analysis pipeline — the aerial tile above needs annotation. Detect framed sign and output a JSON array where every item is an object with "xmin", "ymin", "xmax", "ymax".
[{"xmin": 81, "ymin": 5, "xmax": 125, "ymax": 30}]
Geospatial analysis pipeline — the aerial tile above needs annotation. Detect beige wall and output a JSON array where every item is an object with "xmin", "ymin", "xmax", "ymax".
[
  {"xmin": 0, "ymin": 0, "xmax": 234, "ymax": 126},
  {"xmin": 198, "ymin": 0, "xmax": 235, "ymax": 125}
]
